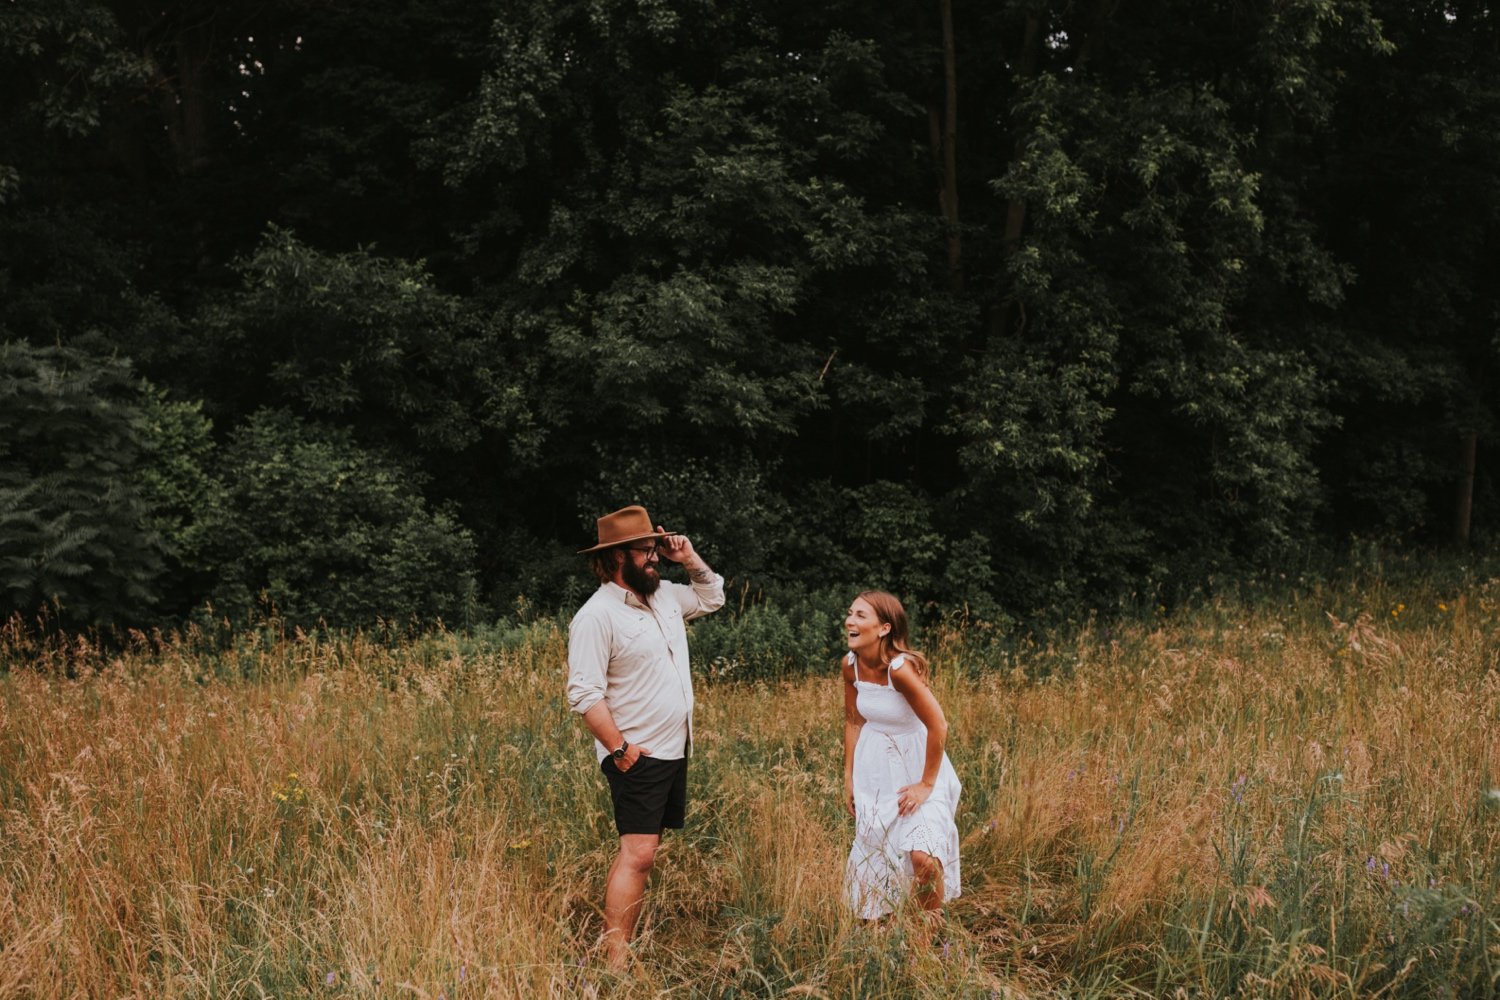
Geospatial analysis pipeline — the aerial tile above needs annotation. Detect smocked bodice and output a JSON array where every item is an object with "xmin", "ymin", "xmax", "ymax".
[{"xmin": 850, "ymin": 652, "xmax": 924, "ymax": 736}]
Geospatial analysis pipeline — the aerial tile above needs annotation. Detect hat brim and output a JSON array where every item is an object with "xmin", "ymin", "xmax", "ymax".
[{"xmin": 577, "ymin": 529, "xmax": 680, "ymax": 554}]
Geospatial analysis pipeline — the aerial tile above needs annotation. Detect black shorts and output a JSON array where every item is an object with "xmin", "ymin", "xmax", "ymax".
[{"xmin": 601, "ymin": 755, "xmax": 688, "ymax": 836}]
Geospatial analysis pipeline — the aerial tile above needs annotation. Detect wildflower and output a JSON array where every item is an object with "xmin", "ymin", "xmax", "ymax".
[
  {"xmin": 325, "ymin": 972, "xmax": 337, "ymax": 986},
  {"xmin": 1438, "ymin": 602, "xmax": 1449, "ymax": 613},
  {"xmin": 509, "ymin": 839, "xmax": 532, "ymax": 850}
]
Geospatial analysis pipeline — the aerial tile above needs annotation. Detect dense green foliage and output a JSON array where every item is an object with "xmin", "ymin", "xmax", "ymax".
[
  {"xmin": 1, "ymin": 0, "xmax": 1495, "ymax": 628},
  {"xmin": 194, "ymin": 409, "xmax": 479, "ymax": 628},
  {"xmin": 0, "ymin": 343, "xmax": 165, "ymax": 626}
]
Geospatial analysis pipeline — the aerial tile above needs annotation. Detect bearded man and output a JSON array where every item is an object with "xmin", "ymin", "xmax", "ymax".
[{"xmin": 566, "ymin": 504, "xmax": 724, "ymax": 969}]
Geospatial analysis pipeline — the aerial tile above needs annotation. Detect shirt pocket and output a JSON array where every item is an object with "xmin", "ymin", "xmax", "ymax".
[
  {"xmin": 657, "ymin": 602, "xmax": 685, "ymax": 653},
  {"xmin": 611, "ymin": 614, "xmax": 653, "ymax": 665}
]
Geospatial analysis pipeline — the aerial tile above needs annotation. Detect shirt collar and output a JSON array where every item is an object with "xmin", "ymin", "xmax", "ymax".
[{"xmin": 601, "ymin": 581, "xmax": 652, "ymax": 610}]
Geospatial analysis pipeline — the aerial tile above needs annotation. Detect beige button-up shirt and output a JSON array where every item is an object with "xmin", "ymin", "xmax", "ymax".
[{"xmin": 566, "ymin": 574, "xmax": 725, "ymax": 761}]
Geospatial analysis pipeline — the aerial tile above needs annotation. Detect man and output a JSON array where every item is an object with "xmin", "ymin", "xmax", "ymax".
[{"xmin": 566, "ymin": 504, "xmax": 724, "ymax": 969}]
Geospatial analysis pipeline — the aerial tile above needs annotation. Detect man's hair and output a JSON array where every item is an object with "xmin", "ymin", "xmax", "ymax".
[{"xmin": 588, "ymin": 547, "xmax": 622, "ymax": 584}]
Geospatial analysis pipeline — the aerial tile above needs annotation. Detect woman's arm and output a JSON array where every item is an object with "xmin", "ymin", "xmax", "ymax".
[
  {"xmin": 842, "ymin": 658, "xmax": 864, "ymax": 816},
  {"xmin": 891, "ymin": 664, "xmax": 949, "ymax": 815}
]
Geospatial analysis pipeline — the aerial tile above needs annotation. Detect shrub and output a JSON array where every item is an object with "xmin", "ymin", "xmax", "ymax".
[{"xmin": 195, "ymin": 409, "xmax": 478, "ymax": 629}]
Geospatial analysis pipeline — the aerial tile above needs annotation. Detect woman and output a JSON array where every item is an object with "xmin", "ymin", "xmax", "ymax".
[{"xmin": 842, "ymin": 590, "xmax": 961, "ymax": 926}]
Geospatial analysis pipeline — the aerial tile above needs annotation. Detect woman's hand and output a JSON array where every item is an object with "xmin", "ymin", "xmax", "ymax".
[
  {"xmin": 897, "ymin": 780, "xmax": 933, "ymax": 816},
  {"xmin": 844, "ymin": 780, "xmax": 856, "ymax": 818}
]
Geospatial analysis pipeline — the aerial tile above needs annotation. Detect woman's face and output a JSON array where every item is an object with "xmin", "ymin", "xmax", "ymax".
[{"xmin": 844, "ymin": 597, "xmax": 888, "ymax": 655}]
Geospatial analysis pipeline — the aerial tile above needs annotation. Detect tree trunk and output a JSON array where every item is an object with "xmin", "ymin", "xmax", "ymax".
[
  {"xmin": 994, "ymin": 11, "xmax": 1043, "ymax": 339},
  {"xmin": 146, "ymin": 8, "xmax": 218, "ymax": 176},
  {"xmin": 939, "ymin": 0, "xmax": 961, "ymax": 291},
  {"xmin": 173, "ymin": 16, "xmax": 215, "ymax": 174},
  {"xmin": 1452, "ymin": 428, "xmax": 1477, "ymax": 549}
]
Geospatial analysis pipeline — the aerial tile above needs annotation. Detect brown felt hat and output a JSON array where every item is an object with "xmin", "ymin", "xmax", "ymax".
[{"xmin": 577, "ymin": 505, "xmax": 678, "ymax": 553}]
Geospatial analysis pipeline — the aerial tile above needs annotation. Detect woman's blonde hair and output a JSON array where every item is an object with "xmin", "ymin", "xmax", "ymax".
[{"xmin": 856, "ymin": 590, "xmax": 929, "ymax": 678}]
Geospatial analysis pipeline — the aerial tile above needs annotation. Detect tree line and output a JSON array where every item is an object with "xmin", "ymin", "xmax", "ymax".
[{"xmin": 2, "ymin": 0, "xmax": 1496, "ymax": 631}]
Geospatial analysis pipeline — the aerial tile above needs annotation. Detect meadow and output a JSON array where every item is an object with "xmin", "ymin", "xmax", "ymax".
[{"xmin": 1, "ymin": 568, "xmax": 1497, "ymax": 998}]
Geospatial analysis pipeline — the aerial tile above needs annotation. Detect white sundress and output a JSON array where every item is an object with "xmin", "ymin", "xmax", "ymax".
[{"xmin": 844, "ymin": 651, "xmax": 962, "ymax": 919}]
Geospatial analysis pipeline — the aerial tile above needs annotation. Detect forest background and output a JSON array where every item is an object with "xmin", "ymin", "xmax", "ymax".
[{"xmin": 2, "ymin": 0, "xmax": 1497, "ymax": 634}]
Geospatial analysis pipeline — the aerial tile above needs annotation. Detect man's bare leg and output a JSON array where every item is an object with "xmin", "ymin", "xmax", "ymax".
[{"xmin": 601, "ymin": 833, "xmax": 660, "ymax": 970}]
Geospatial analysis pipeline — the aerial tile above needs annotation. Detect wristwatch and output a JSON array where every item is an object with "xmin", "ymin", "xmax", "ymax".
[{"xmin": 611, "ymin": 739, "xmax": 630, "ymax": 760}]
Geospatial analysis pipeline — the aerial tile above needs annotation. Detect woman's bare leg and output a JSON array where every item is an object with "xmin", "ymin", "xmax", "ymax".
[{"xmin": 909, "ymin": 850, "xmax": 945, "ymax": 948}]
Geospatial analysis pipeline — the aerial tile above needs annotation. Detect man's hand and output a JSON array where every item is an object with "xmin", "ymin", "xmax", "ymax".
[
  {"xmin": 657, "ymin": 525, "xmax": 705, "ymax": 571},
  {"xmin": 618, "ymin": 743, "xmax": 653, "ymax": 773}
]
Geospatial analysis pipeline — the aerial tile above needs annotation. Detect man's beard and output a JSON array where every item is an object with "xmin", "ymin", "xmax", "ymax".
[{"xmin": 620, "ymin": 554, "xmax": 661, "ymax": 597}]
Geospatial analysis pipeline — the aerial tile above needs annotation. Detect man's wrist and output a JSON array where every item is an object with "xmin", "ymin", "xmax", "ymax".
[{"xmin": 686, "ymin": 560, "xmax": 714, "ymax": 582}]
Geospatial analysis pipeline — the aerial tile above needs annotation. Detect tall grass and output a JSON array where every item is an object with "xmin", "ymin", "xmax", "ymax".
[{"xmin": 1, "ymin": 569, "xmax": 1497, "ymax": 997}]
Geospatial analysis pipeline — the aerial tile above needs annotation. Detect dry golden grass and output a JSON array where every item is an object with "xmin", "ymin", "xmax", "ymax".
[{"xmin": 1, "ymin": 579, "xmax": 1497, "ymax": 998}]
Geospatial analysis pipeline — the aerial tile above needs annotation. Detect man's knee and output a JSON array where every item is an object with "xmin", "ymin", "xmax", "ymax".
[{"xmin": 618, "ymin": 835, "xmax": 660, "ymax": 875}]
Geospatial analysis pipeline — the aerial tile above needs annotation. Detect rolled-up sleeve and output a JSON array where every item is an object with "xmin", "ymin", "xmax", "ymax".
[
  {"xmin": 677, "ymin": 571, "xmax": 725, "ymax": 621},
  {"xmin": 566, "ymin": 610, "xmax": 610, "ymax": 715}
]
